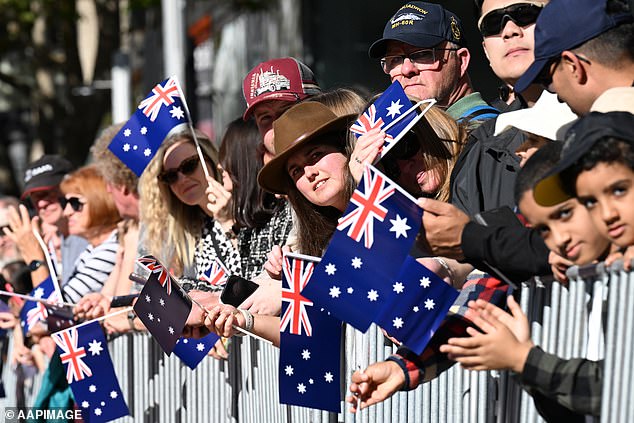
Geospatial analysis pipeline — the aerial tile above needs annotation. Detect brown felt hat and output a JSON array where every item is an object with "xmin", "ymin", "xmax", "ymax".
[{"xmin": 257, "ymin": 101, "xmax": 355, "ymax": 195}]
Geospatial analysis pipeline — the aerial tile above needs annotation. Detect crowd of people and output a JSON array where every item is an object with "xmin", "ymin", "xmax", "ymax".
[{"xmin": 0, "ymin": 0, "xmax": 632, "ymax": 420}]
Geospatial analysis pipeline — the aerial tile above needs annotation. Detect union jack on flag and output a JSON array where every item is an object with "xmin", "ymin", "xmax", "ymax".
[
  {"xmin": 52, "ymin": 320, "xmax": 130, "ymax": 422},
  {"xmin": 200, "ymin": 257, "xmax": 229, "ymax": 287},
  {"xmin": 138, "ymin": 77, "xmax": 181, "ymax": 122},
  {"xmin": 281, "ymin": 255, "xmax": 315, "ymax": 336},
  {"xmin": 337, "ymin": 165, "xmax": 395, "ymax": 249},
  {"xmin": 279, "ymin": 253, "xmax": 342, "ymax": 412},
  {"xmin": 53, "ymin": 327, "xmax": 92, "ymax": 383},
  {"xmin": 350, "ymin": 104, "xmax": 394, "ymax": 143},
  {"xmin": 137, "ymin": 256, "xmax": 172, "ymax": 295},
  {"xmin": 302, "ymin": 164, "xmax": 423, "ymax": 331}
]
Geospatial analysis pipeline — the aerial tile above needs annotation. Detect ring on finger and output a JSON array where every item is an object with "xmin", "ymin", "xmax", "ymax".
[
  {"xmin": 354, "ymin": 157, "xmax": 362, "ymax": 164},
  {"xmin": 210, "ymin": 196, "xmax": 217, "ymax": 204}
]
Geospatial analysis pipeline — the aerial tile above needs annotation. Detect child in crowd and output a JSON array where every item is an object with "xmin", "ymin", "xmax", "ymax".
[{"xmin": 439, "ymin": 111, "xmax": 634, "ymax": 418}]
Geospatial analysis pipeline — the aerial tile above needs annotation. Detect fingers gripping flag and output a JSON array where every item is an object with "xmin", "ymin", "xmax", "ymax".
[
  {"xmin": 133, "ymin": 255, "xmax": 192, "ymax": 355},
  {"xmin": 302, "ymin": 164, "xmax": 423, "ymax": 331},
  {"xmin": 108, "ymin": 76, "xmax": 189, "ymax": 176},
  {"xmin": 52, "ymin": 321, "xmax": 129, "ymax": 422},
  {"xmin": 279, "ymin": 253, "xmax": 342, "ymax": 413}
]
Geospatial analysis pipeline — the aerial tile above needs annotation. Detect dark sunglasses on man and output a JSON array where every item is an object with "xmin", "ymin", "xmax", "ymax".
[
  {"xmin": 478, "ymin": 3, "xmax": 543, "ymax": 37},
  {"xmin": 157, "ymin": 155, "xmax": 201, "ymax": 185},
  {"xmin": 60, "ymin": 196, "xmax": 85, "ymax": 212}
]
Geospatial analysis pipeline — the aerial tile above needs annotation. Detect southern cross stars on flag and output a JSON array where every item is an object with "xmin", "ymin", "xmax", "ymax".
[
  {"xmin": 52, "ymin": 320, "xmax": 129, "ymax": 423},
  {"xmin": 173, "ymin": 333, "xmax": 219, "ymax": 369},
  {"xmin": 199, "ymin": 257, "xmax": 229, "ymax": 288},
  {"xmin": 375, "ymin": 256, "xmax": 459, "ymax": 354},
  {"xmin": 133, "ymin": 255, "xmax": 192, "ymax": 354},
  {"xmin": 349, "ymin": 81, "xmax": 434, "ymax": 160},
  {"xmin": 108, "ymin": 76, "xmax": 189, "ymax": 176},
  {"xmin": 279, "ymin": 253, "xmax": 342, "ymax": 413},
  {"xmin": 302, "ymin": 164, "xmax": 423, "ymax": 331},
  {"xmin": 19, "ymin": 276, "xmax": 58, "ymax": 336}
]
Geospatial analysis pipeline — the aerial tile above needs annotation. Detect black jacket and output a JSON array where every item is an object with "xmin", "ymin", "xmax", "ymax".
[{"xmin": 448, "ymin": 97, "xmax": 552, "ymax": 282}]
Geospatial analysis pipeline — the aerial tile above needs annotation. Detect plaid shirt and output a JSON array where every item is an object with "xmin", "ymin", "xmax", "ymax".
[
  {"xmin": 388, "ymin": 275, "xmax": 510, "ymax": 389},
  {"xmin": 520, "ymin": 346, "xmax": 603, "ymax": 416}
]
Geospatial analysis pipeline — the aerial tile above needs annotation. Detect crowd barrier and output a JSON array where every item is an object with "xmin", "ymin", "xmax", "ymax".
[{"xmin": 1, "ymin": 262, "xmax": 629, "ymax": 422}]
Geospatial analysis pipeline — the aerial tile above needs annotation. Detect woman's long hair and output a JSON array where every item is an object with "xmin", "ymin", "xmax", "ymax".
[
  {"xmin": 219, "ymin": 118, "xmax": 282, "ymax": 229},
  {"xmin": 139, "ymin": 130, "xmax": 220, "ymax": 275}
]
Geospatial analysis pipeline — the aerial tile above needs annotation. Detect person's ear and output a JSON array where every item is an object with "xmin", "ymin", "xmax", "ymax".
[
  {"xmin": 456, "ymin": 47, "xmax": 471, "ymax": 77},
  {"xmin": 561, "ymin": 51, "xmax": 589, "ymax": 85}
]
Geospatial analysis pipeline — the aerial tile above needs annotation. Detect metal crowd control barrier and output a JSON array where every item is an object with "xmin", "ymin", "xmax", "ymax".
[{"xmin": 2, "ymin": 262, "xmax": 630, "ymax": 422}]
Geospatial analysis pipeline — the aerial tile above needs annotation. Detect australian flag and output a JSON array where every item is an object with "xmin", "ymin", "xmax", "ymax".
[
  {"xmin": 173, "ymin": 333, "xmax": 219, "ymax": 369},
  {"xmin": 46, "ymin": 303, "xmax": 77, "ymax": 332},
  {"xmin": 133, "ymin": 256, "xmax": 192, "ymax": 355},
  {"xmin": 279, "ymin": 253, "xmax": 342, "ymax": 412},
  {"xmin": 302, "ymin": 164, "xmax": 423, "ymax": 331},
  {"xmin": 350, "ymin": 81, "xmax": 432, "ymax": 160},
  {"xmin": 199, "ymin": 257, "xmax": 229, "ymax": 288},
  {"xmin": 375, "ymin": 256, "xmax": 459, "ymax": 354},
  {"xmin": 108, "ymin": 76, "xmax": 189, "ymax": 176},
  {"xmin": 52, "ymin": 321, "xmax": 129, "ymax": 422},
  {"xmin": 19, "ymin": 277, "xmax": 58, "ymax": 336}
]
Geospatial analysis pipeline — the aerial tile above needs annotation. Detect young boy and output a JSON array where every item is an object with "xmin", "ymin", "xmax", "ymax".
[
  {"xmin": 515, "ymin": 142, "xmax": 612, "ymax": 274},
  {"xmin": 440, "ymin": 112, "xmax": 634, "ymax": 417}
]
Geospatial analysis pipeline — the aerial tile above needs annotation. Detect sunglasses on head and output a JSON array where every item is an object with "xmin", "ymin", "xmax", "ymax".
[
  {"xmin": 478, "ymin": 3, "xmax": 543, "ymax": 37},
  {"xmin": 60, "ymin": 196, "xmax": 85, "ymax": 212},
  {"xmin": 158, "ymin": 155, "xmax": 200, "ymax": 185}
]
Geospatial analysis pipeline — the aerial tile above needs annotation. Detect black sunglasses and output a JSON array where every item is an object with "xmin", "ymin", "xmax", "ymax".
[
  {"xmin": 158, "ymin": 155, "xmax": 200, "ymax": 184},
  {"xmin": 386, "ymin": 131, "xmax": 420, "ymax": 161},
  {"xmin": 478, "ymin": 3, "xmax": 543, "ymax": 37},
  {"xmin": 60, "ymin": 196, "xmax": 85, "ymax": 212}
]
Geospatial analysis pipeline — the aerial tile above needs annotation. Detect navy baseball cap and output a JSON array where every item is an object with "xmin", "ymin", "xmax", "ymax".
[
  {"xmin": 369, "ymin": 2, "xmax": 466, "ymax": 59},
  {"xmin": 515, "ymin": 0, "xmax": 633, "ymax": 93},
  {"xmin": 533, "ymin": 112, "xmax": 634, "ymax": 207}
]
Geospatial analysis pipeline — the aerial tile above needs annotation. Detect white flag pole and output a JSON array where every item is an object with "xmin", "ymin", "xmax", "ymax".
[
  {"xmin": 32, "ymin": 229, "xmax": 64, "ymax": 303},
  {"xmin": 172, "ymin": 76, "xmax": 212, "ymax": 181}
]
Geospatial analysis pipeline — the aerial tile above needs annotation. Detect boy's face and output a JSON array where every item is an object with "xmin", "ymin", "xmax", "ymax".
[
  {"xmin": 576, "ymin": 162, "xmax": 634, "ymax": 248},
  {"xmin": 520, "ymin": 190, "xmax": 610, "ymax": 264}
]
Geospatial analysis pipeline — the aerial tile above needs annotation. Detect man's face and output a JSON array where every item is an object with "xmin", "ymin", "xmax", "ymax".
[
  {"xmin": 106, "ymin": 183, "xmax": 138, "ymax": 219},
  {"xmin": 384, "ymin": 40, "xmax": 466, "ymax": 107},
  {"xmin": 481, "ymin": 0, "xmax": 543, "ymax": 85},
  {"xmin": 29, "ymin": 188, "xmax": 64, "ymax": 226},
  {"xmin": 252, "ymin": 100, "xmax": 295, "ymax": 164},
  {"xmin": 546, "ymin": 53, "xmax": 595, "ymax": 116}
]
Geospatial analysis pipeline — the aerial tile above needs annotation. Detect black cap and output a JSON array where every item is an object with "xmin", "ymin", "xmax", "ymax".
[
  {"xmin": 22, "ymin": 154, "xmax": 73, "ymax": 200},
  {"xmin": 533, "ymin": 112, "xmax": 634, "ymax": 206},
  {"xmin": 369, "ymin": 2, "xmax": 466, "ymax": 59}
]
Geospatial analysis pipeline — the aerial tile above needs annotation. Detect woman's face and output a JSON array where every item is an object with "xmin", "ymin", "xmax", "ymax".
[
  {"xmin": 395, "ymin": 153, "xmax": 442, "ymax": 197},
  {"xmin": 62, "ymin": 193, "xmax": 89, "ymax": 236},
  {"xmin": 162, "ymin": 141, "xmax": 210, "ymax": 209},
  {"xmin": 286, "ymin": 141, "xmax": 348, "ymax": 211}
]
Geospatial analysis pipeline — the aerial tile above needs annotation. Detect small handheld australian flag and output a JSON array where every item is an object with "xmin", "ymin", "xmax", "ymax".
[
  {"xmin": 108, "ymin": 76, "xmax": 190, "ymax": 176},
  {"xmin": 133, "ymin": 256, "xmax": 192, "ymax": 355},
  {"xmin": 279, "ymin": 253, "xmax": 342, "ymax": 413}
]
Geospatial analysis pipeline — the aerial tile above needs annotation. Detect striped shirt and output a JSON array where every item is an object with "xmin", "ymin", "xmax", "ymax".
[{"xmin": 61, "ymin": 229, "xmax": 118, "ymax": 304}]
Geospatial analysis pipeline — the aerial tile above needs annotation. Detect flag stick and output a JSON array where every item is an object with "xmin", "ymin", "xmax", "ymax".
[
  {"xmin": 382, "ymin": 98, "xmax": 436, "ymax": 133},
  {"xmin": 32, "ymin": 229, "xmax": 64, "ymax": 301},
  {"xmin": 172, "ymin": 76, "xmax": 212, "ymax": 181},
  {"xmin": 188, "ymin": 296, "xmax": 273, "ymax": 346},
  {"xmin": 58, "ymin": 307, "xmax": 133, "ymax": 332},
  {"xmin": 0, "ymin": 289, "xmax": 75, "ymax": 308}
]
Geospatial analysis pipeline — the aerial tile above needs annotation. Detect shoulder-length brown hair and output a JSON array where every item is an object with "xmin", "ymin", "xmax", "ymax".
[{"xmin": 60, "ymin": 165, "xmax": 121, "ymax": 232}]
